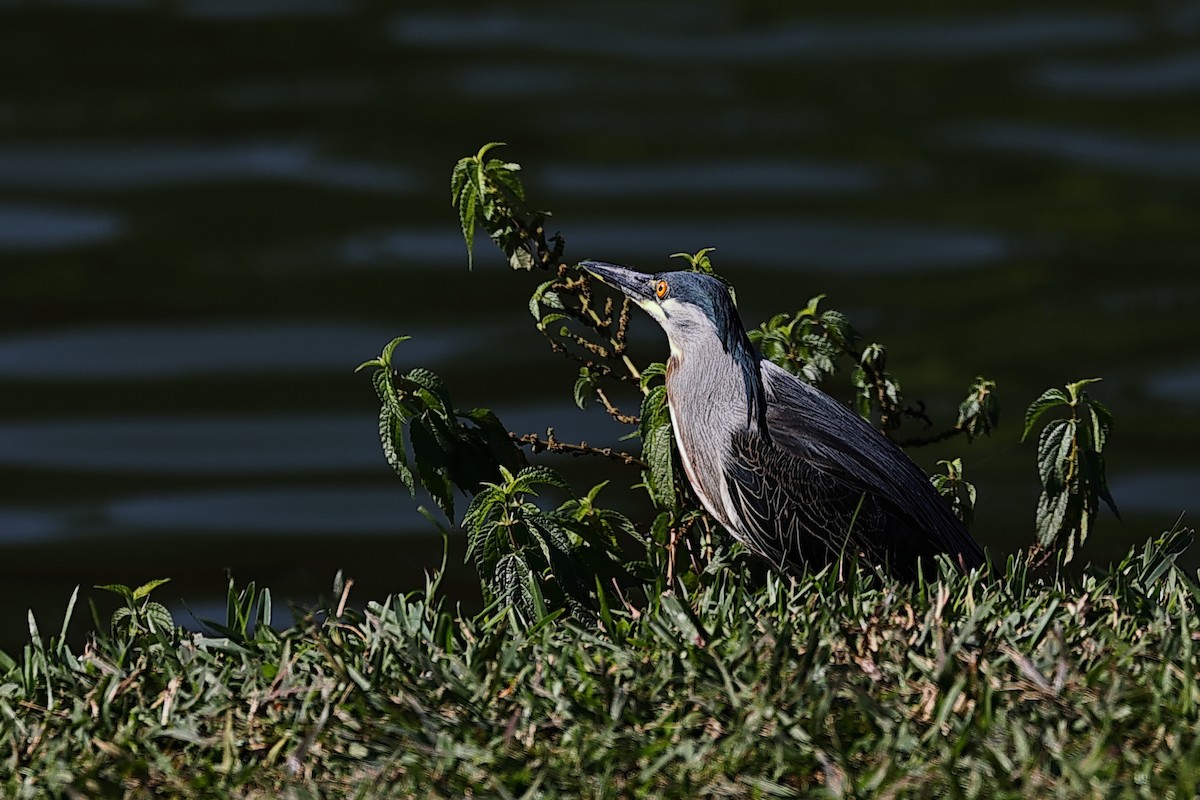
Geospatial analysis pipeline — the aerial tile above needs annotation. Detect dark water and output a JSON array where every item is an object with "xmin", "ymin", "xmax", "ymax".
[{"xmin": 2, "ymin": 1, "xmax": 1198, "ymax": 650}]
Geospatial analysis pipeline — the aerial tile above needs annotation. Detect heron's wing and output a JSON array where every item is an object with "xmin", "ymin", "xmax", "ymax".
[
  {"xmin": 723, "ymin": 361, "xmax": 984, "ymax": 574},
  {"xmin": 724, "ymin": 429, "xmax": 899, "ymax": 572}
]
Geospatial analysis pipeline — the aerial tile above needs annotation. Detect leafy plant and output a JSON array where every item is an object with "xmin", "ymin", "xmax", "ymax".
[
  {"xmin": 463, "ymin": 465, "xmax": 638, "ymax": 621},
  {"xmin": 930, "ymin": 457, "xmax": 977, "ymax": 527},
  {"xmin": 357, "ymin": 336, "xmax": 526, "ymax": 522},
  {"xmin": 95, "ymin": 578, "xmax": 175, "ymax": 641},
  {"xmin": 749, "ymin": 294, "xmax": 859, "ymax": 386},
  {"xmin": 1023, "ymin": 378, "xmax": 1120, "ymax": 563}
]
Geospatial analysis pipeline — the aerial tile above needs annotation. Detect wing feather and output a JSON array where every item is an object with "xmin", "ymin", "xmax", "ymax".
[{"xmin": 721, "ymin": 361, "xmax": 984, "ymax": 577}]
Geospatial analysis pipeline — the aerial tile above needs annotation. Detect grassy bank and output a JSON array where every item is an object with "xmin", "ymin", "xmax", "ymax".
[{"xmin": 2, "ymin": 529, "xmax": 1197, "ymax": 798}]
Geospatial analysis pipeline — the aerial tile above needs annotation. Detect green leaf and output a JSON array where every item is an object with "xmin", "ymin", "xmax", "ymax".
[
  {"xmin": 1037, "ymin": 419, "xmax": 1075, "ymax": 493},
  {"xmin": 379, "ymin": 407, "xmax": 415, "ymax": 495},
  {"xmin": 669, "ymin": 247, "xmax": 717, "ymax": 272},
  {"xmin": 1086, "ymin": 401, "xmax": 1114, "ymax": 452},
  {"xmin": 95, "ymin": 584, "xmax": 134, "ymax": 602},
  {"xmin": 529, "ymin": 279, "xmax": 557, "ymax": 320},
  {"xmin": 488, "ymin": 160, "xmax": 526, "ymax": 202},
  {"xmin": 511, "ymin": 465, "xmax": 573, "ymax": 497},
  {"xmin": 144, "ymin": 602, "xmax": 174, "ymax": 635},
  {"xmin": 573, "ymin": 368, "xmax": 594, "ymax": 410},
  {"xmin": 458, "ymin": 179, "xmax": 477, "ymax": 270},
  {"xmin": 1065, "ymin": 377, "xmax": 1102, "ymax": 403},
  {"xmin": 645, "ymin": 425, "xmax": 676, "ymax": 508},
  {"xmin": 1022, "ymin": 388, "xmax": 1069, "ymax": 441},
  {"xmin": 450, "ymin": 158, "xmax": 470, "ymax": 204},
  {"xmin": 1081, "ymin": 450, "xmax": 1120, "ymax": 519},
  {"xmin": 1036, "ymin": 490, "xmax": 1071, "ymax": 549},
  {"xmin": 639, "ymin": 385, "xmax": 671, "ymax": 443},
  {"xmin": 131, "ymin": 578, "xmax": 171, "ymax": 601},
  {"xmin": 462, "ymin": 407, "xmax": 521, "ymax": 470},
  {"xmin": 404, "ymin": 368, "xmax": 454, "ymax": 416},
  {"xmin": 110, "ymin": 606, "xmax": 133, "ymax": 632},
  {"xmin": 410, "ymin": 419, "xmax": 455, "ymax": 521},
  {"xmin": 639, "ymin": 361, "xmax": 667, "ymax": 391},
  {"xmin": 957, "ymin": 376, "xmax": 999, "ymax": 441}
]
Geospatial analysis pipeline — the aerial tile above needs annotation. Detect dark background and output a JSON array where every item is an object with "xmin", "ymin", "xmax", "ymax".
[{"xmin": 2, "ymin": 0, "xmax": 1198, "ymax": 651}]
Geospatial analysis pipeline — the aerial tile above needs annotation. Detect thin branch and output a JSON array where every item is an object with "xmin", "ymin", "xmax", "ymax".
[
  {"xmin": 595, "ymin": 386, "xmax": 639, "ymax": 426},
  {"xmin": 513, "ymin": 430, "xmax": 647, "ymax": 468}
]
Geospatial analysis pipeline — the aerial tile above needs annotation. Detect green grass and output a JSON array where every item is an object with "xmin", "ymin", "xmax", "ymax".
[{"xmin": 2, "ymin": 528, "xmax": 1198, "ymax": 798}]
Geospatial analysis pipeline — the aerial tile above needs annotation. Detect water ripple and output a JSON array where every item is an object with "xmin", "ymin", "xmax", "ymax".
[
  {"xmin": 1034, "ymin": 49, "xmax": 1200, "ymax": 96},
  {"xmin": 0, "ymin": 142, "xmax": 414, "ymax": 194},
  {"xmin": 0, "ymin": 204, "xmax": 123, "ymax": 251},
  {"xmin": 539, "ymin": 159, "xmax": 879, "ymax": 196},
  {"xmin": 947, "ymin": 121, "xmax": 1200, "ymax": 179},
  {"xmin": 1147, "ymin": 363, "xmax": 1200, "ymax": 403},
  {"xmin": 341, "ymin": 218, "xmax": 1009, "ymax": 273},
  {"xmin": 0, "ymin": 415, "xmax": 380, "ymax": 473},
  {"xmin": 108, "ymin": 486, "xmax": 422, "ymax": 534},
  {"xmin": 392, "ymin": 10, "xmax": 1138, "ymax": 61},
  {"xmin": 0, "ymin": 323, "xmax": 469, "ymax": 380}
]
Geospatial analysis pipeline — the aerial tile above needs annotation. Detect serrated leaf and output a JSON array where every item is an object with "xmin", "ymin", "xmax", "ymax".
[
  {"xmin": 371, "ymin": 369, "xmax": 396, "ymax": 416},
  {"xmin": 1081, "ymin": 450, "xmax": 1120, "ymax": 519},
  {"xmin": 1036, "ymin": 490, "xmax": 1072, "ymax": 549},
  {"xmin": 131, "ymin": 578, "xmax": 171, "ymax": 601},
  {"xmin": 404, "ymin": 368, "xmax": 454, "ymax": 416},
  {"xmin": 1022, "ymin": 388, "xmax": 1069, "ymax": 441},
  {"xmin": 410, "ymin": 419, "xmax": 455, "ymax": 521},
  {"xmin": 645, "ymin": 426, "xmax": 676, "ymax": 508},
  {"xmin": 639, "ymin": 385, "xmax": 670, "ymax": 442},
  {"xmin": 529, "ymin": 280, "xmax": 557, "ymax": 320},
  {"xmin": 111, "ymin": 606, "xmax": 133, "ymax": 630},
  {"xmin": 489, "ymin": 162, "xmax": 526, "ymax": 202},
  {"xmin": 463, "ymin": 484, "xmax": 505, "ymax": 533},
  {"xmin": 1037, "ymin": 419, "xmax": 1074, "ymax": 493},
  {"xmin": 450, "ymin": 158, "xmax": 470, "ymax": 203},
  {"xmin": 458, "ymin": 183, "xmax": 477, "ymax": 270},
  {"xmin": 512, "ymin": 465, "xmax": 572, "ymax": 496},
  {"xmin": 573, "ymin": 369, "xmax": 594, "ymax": 410},
  {"xmin": 957, "ymin": 376, "xmax": 999, "ymax": 441},
  {"xmin": 537, "ymin": 312, "xmax": 569, "ymax": 330},
  {"xmin": 1065, "ymin": 377, "xmax": 1102, "ymax": 402},
  {"xmin": 144, "ymin": 602, "xmax": 174, "ymax": 635},
  {"xmin": 1086, "ymin": 401, "xmax": 1113, "ymax": 452},
  {"xmin": 639, "ymin": 361, "xmax": 667, "ymax": 390},
  {"xmin": 95, "ymin": 584, "xmax": 134, "ymax": 602},
  {"xmin": 380, "ymin": 336, "xmax": 410, "ymax": 368},
  {"xmin": 379, "ymin": 407, "xmax": 415, "ymax": 495}
]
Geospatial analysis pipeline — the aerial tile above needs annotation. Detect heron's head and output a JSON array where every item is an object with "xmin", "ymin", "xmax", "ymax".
[
  {"xmin": 583, "ymin": 259, "xmax": 767, "ymax": 430},
  {"xmin": 581, "ymin": 261, "xmax": 748, "ymax": 360}
]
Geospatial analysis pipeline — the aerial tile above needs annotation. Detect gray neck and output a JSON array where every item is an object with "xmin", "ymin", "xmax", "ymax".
[{"xmin": 664, "ymin": 329, "xmax": 761, "ymax": 530}]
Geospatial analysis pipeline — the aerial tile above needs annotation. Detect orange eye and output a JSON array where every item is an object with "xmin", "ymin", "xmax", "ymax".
[{"xmin": 655, "ymin": 280, "xmax": 669, "ymax": 299}]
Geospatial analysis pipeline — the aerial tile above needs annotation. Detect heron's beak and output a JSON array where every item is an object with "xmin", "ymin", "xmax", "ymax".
[{"xmin": 580, "ymin": 260, "xmax": 654, "ymax": 304}]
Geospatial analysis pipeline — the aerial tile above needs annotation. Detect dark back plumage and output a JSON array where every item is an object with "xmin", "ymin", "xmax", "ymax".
[{"xmin": 735, "ymin": 361, "xmax": 984, "ymax": 578}]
